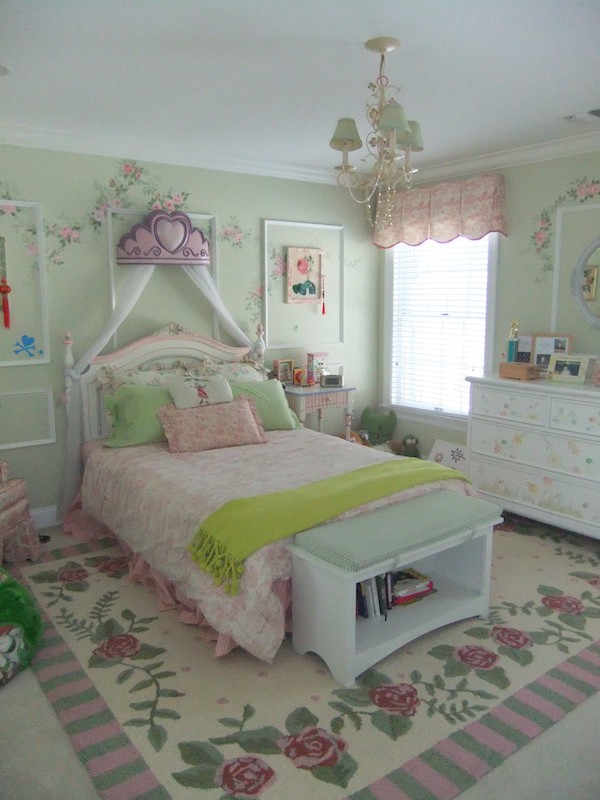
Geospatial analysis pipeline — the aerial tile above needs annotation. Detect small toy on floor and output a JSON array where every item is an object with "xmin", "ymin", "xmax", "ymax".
[{"xmin": 387, "ymin": 435, "xmax": 421, "ymax": 458}]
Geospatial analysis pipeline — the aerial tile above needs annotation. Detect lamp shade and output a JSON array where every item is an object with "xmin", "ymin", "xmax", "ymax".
[
  {"xmin": 404, "ymin": 120, "xmax": 424, "ymax": 152},
  {"xmin": 330, "ymin": 118, "xmax": 362, "ymax": 151},
  {"xmin": 376, "ymin": 99, "xmax": 410, "ymax": 135}
]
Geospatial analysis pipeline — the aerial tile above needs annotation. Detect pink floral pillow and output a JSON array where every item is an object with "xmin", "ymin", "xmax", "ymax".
[{"xmin": 157, "ymin": 397, "xmax": 267, "ymax": 453}]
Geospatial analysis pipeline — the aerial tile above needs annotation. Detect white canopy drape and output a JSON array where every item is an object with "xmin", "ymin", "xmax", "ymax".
[{"xmin": 58, "ymin": 263, "xmax": 255, "ymax": 519}]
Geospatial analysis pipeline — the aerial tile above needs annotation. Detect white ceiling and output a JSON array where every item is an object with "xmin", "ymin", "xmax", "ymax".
[{"xmin": 2, "ymin": 0, "xmax": 600, "ymax": 186}]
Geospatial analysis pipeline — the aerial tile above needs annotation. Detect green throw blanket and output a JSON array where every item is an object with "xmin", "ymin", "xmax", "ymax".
[{"xmin": 189, "ymin": 458, "xmax": 468, "ymax": 594}]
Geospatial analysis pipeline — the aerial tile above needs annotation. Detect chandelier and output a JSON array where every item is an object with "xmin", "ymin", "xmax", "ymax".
[{"xmin": 329, "ymin": 37, "xmax": 423, "ymax": 227}]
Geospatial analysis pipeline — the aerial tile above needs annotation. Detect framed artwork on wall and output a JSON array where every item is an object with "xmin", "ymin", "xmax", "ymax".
[
  {"xmin": 286, "ymin": 247, "xmax": 323, "ymax": 304},
  {"xmin": 263, "ymin": 220, "xmax": 344, "ymax": 349},
  {"xmin": 0, "ymin": 202, "xmax": 49, "ymax": 366}
]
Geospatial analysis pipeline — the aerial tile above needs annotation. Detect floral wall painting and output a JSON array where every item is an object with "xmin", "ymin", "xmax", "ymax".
[
  {"xmin": 286, "ymin": 247, "xmax": 323, "ymax": 304},
  {"xmin": 0, "ymin": 201, "xmax": 50, "ymax": 366},
  {"xmin": 263, "ymin": 220, "xmax": 344, "ymax": 349}
]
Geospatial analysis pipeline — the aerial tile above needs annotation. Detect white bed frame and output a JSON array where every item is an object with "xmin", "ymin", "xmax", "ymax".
[{"xmin": 67, "ymin": 322, "xmax": 265, "ymax": 442}]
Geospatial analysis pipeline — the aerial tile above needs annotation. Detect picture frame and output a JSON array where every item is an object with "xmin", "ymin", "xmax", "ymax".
[
  {"xmin": 286, "ymin": 246, "xmax": 323, "ymax": 304},
  {"xmin": 273, "ymin": 358, "xmax": 293, "ymax": 383},
  {"xmin": 583, "ymin": 265, "xmax": 598, "ymax": 301},
  {"xmin": 547, "ymin": 354, "xmax": 596, "ymax": 384},
  {"xmin": 292, "ymin": 368, "xmax": 305, "ymax": 386},
  {"xmin": 516, "ymin": 333, "xmax": 572, "ymax": 374}
]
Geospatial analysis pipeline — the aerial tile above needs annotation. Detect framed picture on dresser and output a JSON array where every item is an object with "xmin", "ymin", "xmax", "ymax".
[{"xmin": 547, "ymin": 354, "xmax": 596, "ymax": 383}]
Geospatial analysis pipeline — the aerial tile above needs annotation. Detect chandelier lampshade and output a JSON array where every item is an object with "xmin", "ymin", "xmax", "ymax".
[{"xmin": 329, "ymin": 37, "xmax": 423, "ymax": 228}]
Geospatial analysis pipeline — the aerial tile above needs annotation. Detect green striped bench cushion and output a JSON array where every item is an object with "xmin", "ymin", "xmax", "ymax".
[{"xmin": 292, "ymin": 491, "xmax": 502, "ymax": 571}]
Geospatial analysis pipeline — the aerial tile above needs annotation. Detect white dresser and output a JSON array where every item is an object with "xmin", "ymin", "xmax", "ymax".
[{"xmin": 466, "ymin": 376, "xmax": 600, "ymax": 540}]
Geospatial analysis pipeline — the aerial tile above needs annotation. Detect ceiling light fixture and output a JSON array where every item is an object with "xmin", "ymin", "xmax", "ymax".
[{"xmin": 329, "ymin": 37, "xmax": 423, "ymax": 227}]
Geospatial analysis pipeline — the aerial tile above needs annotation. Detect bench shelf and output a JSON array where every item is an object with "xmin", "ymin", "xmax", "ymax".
[{"xmin": 288, "ymin": 508, "xmax": 500, "ymax": 686}]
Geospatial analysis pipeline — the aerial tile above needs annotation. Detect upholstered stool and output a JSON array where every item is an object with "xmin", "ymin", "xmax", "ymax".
[{"xmin": 0, "ymin": 462, "xmax": 40, "ymax": 563}]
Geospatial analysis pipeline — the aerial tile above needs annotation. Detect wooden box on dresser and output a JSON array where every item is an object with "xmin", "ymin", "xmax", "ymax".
[{"xmin": 466, "ymin": 375, "xmax": 600, "ymax": 540}]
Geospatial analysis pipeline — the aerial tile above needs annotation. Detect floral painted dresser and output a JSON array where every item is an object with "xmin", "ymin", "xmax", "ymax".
[{"xmin": 466, "ymin": 376, "xmax": 600, "ymax": 540}]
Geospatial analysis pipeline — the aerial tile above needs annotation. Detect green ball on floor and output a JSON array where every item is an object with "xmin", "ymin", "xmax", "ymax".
[{"xmin": 0, "ymin": 567, "xmax": 42, "ymax": 686}]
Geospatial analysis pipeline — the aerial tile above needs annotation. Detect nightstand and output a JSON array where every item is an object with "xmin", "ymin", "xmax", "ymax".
[{"xmin": 284, "ymin": 385, "xmax": 356, "ymax": 434}]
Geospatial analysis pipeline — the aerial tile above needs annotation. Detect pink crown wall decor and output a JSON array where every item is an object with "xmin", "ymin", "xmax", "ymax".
[{"xmin": 116, "ymin": 210, "xmax": 211, "ymax": 265}]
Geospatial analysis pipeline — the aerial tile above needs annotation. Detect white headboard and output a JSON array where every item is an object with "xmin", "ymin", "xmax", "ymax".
[{"xmin": 76, "ymin": 322, "xmax": 264, "ymax": 441}]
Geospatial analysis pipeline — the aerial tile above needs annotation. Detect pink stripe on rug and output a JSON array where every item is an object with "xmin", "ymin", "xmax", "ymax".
[
  {"xmin": 401, "ymin": 757, "xmax": 459, "ymax": 799},
  {"xmin": 537, "ymin": 673, "xmax": 587, "ymax": 704},
  {"xmin": 489, "ymin": 704, "xmax": 543, "ymax": 737},
  {"xmin": 461, "ymin": 720, "xmax": 518, "ymax": 757},
  {"xmin": 36, "ymin": 657, "xmax": 81, "ymax": 683},
  {"xmin": 101, "ymin": 769, "xmax": 164, "ymax": 800},
  {"xmin": 36, "ymin": 640, "xmax": 71, "ymax": 660},
  {"xmin": 46, "ymin": 677, "xmax": 93, "ymax": 703},
  {"xmin": 57, "ymin": 696, "xmax": 108, "ymax": 725},
  {"xmin": 576, "ymin": 647, "xmax": 600, "ymax": 667},
  {"xmin": 557, "ymin": 660, "xmax": 600, "ymax": 688},
  {"xmin": 70, "ymin": 719, "xmax": 124, "ymax": 751},
  {"xmin": 363, "ymin": 775, "xmax": 413, "ymax": 800},
  {"xmin": 87, "ymin": 743, "xmax": 145, "ymax": 777},
  {"xmin": 513, "ymin": 687, "xmax": 567, "ymax": 722},
  {"xmin": 434, "ymin": 737, "xmax": 491, "ymax": 779}
]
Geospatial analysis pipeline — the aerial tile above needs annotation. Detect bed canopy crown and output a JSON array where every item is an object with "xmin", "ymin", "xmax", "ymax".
[{"xmin": 116, "ymin": 209, "xmax": 210, "ymax": 265}]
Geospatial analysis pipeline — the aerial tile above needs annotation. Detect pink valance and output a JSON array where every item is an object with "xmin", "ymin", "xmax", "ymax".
[{"xmin": 373, "ymin": 174, "xmax": 507, "ymax": 248}]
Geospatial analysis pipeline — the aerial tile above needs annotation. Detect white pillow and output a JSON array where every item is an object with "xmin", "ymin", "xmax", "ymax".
[{"xmin": 166, "ymin": 374, "xmax": 233, "ymax": 409}]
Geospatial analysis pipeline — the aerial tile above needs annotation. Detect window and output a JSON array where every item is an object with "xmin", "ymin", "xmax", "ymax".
[{"xmin": 383, "ymin": 234, "xmax": 497, "ymax": 419}]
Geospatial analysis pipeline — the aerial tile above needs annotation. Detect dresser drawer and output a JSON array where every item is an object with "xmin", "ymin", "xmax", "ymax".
[
  {"xmin": 469, "ymin": 456, "xmax": 600, "ymax": 527},
  {"xmin": 470, "ymin": 419, "xmax": 600, "ymax": 480},
  {"xmin": 550, "ymin": 397, "xmax": 600, "ymax": 438},
  {"xmin": 471, "ymin": 386, "xmax": 548, "ymax": 427}
]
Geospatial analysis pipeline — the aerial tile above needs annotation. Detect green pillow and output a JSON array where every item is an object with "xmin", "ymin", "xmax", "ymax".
[
  {"xmin": 103, "ymin": 384, "xmax": 172, "ymax": 447},
  {"xmin": 229, "ymin": 379, "xmax": 302, "ymax": 431}
]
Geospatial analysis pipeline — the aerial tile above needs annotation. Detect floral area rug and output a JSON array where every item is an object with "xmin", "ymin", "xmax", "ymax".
[{"xmin": 9, "ymin": 515, "xmax": 600, "ymax": 800}]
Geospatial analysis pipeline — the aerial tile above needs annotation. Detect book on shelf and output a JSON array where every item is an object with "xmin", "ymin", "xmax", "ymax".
[{"xmin": 356, "ymin": 568, "xmax": 435, "ymax": 618}]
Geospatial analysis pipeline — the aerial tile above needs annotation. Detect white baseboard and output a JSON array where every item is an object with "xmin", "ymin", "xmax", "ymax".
[{"xmin": 33, "ymin": 505, "xmax": 58, "ymax": 530}]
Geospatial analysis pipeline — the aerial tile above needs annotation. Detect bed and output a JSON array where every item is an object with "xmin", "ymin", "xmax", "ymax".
[{"xmin": 63, "ymin": 322, "xmax": 476, "ymax": 663}]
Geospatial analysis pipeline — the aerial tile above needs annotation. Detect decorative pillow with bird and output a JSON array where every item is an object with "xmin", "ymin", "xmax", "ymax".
[{"xmin": 0, "ymin": 568, "xmax": 42, "ymax": 687}]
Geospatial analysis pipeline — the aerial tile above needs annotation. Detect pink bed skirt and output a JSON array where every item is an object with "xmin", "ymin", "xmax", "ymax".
[{"xmin": 63, "ymin": 498, "xmax": 292, "ymax": 658}]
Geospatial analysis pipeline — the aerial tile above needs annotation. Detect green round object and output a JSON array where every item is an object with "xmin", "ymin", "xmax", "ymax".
[{"xmin": 0, "ymin": 567, "xmax": 42, "ymax": 686}]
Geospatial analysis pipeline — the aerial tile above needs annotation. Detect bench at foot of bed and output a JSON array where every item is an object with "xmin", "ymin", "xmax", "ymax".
[{"xmin": 287, "ymin": 490, "xmax": 503, "ymax": 686}]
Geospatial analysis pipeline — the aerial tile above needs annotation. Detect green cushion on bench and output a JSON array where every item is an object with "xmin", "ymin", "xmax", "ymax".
[{"xmin": 292, "ymin": 491, "xmax": 502, "ymax": 571}]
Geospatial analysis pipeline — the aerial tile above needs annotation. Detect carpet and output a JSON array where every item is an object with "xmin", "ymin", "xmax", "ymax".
[{"xmin": 8, "ymin": 516, "xmax": 600, "ymax": 800}]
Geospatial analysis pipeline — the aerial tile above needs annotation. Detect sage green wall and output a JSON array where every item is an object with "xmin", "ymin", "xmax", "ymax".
[
  {"xmin": 2, "ymin": 143, "xmax": 600, "ymax": 518},
  {"xmin": 0, "ymin": 144, "xmax": 379, "ymax": 515}
]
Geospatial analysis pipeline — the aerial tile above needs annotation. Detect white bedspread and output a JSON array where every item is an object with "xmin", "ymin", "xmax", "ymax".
[{"xmin": 81, "ymin": 428, "xmax": 472, "ymax": 661}]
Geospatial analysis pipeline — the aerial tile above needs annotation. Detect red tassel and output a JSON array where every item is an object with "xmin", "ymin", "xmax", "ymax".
[{"xmin": 0, "ymin": 278, "xmax": 10, "ymax": 328}]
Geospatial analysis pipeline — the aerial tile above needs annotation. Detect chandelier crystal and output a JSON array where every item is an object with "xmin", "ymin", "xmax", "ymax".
[{"xmin": 329, "ymin": 37, "xmax": 423, "ymax": 228}]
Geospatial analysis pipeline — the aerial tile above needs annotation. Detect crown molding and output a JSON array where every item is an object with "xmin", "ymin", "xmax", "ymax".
[{"xmin": 1, "ymin": 124, "xmax": 599, "ymax": 187}]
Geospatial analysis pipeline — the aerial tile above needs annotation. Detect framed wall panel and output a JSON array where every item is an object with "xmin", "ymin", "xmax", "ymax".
[
  {"xmin": 0, "ymin": 201, "xmax": 49, "ymax": 366},
  {"xmin": 263, "ymin": 220, "xmax": 344, "ymax": 348},
  {"xmin": 0, "ymin": 389, "xmax": 56, "ymax": 449}
]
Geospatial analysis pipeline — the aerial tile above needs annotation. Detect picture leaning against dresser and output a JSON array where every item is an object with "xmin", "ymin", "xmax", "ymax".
[{"xmin": 466, "ymin": 375, "xmax": 600, "ymax": 540}]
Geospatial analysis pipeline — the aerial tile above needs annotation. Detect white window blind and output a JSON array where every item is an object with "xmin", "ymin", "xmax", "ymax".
[{"xmin": 386, "ymin": 235, "xmax": 493, "ymax": 416}]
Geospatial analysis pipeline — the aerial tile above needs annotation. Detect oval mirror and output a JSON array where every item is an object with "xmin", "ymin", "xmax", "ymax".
[{"xmin": 572, "ymin": 235, "xmax": 600, "ymax": 328}]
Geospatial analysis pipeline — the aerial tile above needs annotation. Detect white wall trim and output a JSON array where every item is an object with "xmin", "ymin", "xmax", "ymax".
[
  {"xmin": 33, "ymin": 505, "xmax": 58, "ymax": 530},
  {"xmin": 1, "ymin": 125, "xmax": 599, "ymax": 186}
]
